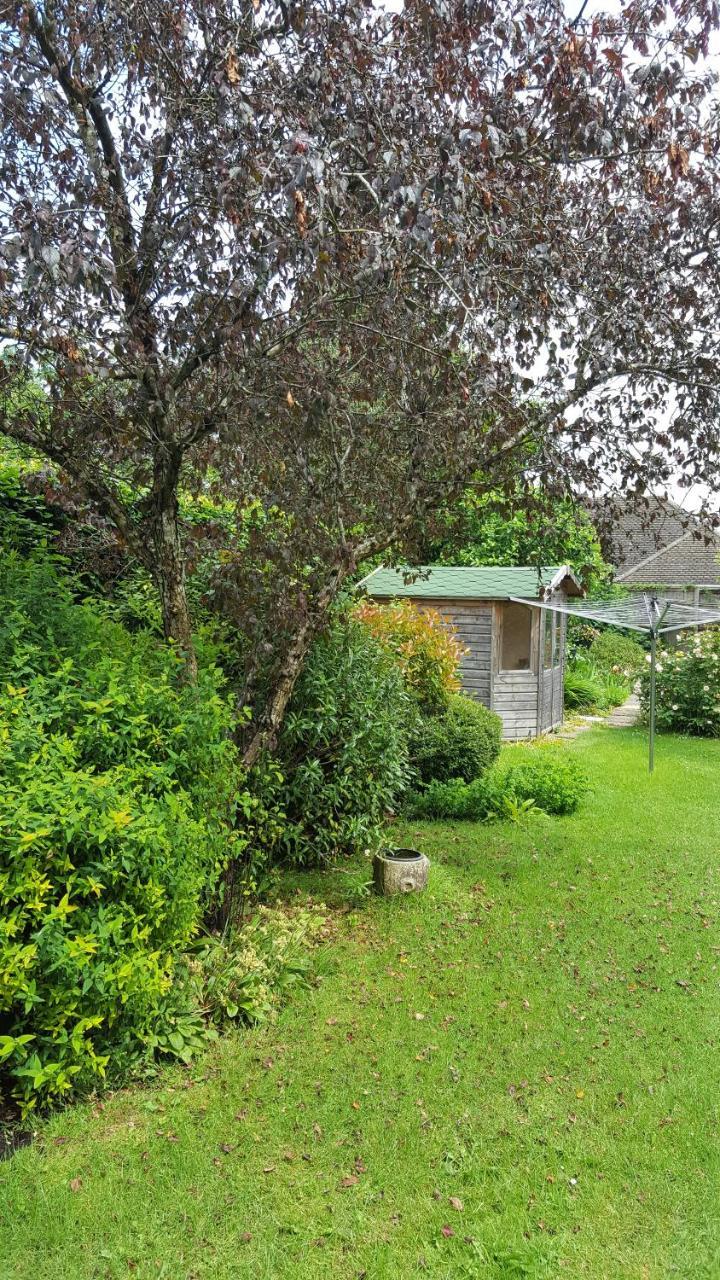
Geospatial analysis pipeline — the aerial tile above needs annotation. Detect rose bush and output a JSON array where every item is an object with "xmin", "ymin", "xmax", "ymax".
[{"xmin": 639, "ymin": 629, "xmax": 720, "ymax": 736}]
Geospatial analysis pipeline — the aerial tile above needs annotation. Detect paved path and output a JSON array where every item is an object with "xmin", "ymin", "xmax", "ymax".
[
  {"xmin": 605, "ymin": 692, "xmax": 641, "ymax": 727},
  {"xmin": 556, "ymin": 693, "xmax": 640, "ymax": 739}
]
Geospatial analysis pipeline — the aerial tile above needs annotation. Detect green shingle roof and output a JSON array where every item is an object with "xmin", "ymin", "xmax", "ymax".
[{"xmin": 360, "ymin": 565, "xmax": 572, "ymax": 600}]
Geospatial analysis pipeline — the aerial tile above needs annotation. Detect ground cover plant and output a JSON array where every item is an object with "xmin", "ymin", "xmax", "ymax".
[
  {"xmin": 2, "ymin": 726, "xmax": 720, "ymax": 1278},
  {"xmin": 407, "ymin": 743, "xmax": 588, "ymax": 822}
]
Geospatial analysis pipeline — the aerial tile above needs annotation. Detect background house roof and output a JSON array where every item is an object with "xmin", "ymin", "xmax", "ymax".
[
  {"xmin": 617, "ymin": 532, "xmax": 720, "ymax": 585},
  {"xmin": 595, "ymin": 495, "xmax": 720, "ymax": 585},
  {"xmin": 360, "ymin": 565, "xmax": 580, "ymax": 600}
]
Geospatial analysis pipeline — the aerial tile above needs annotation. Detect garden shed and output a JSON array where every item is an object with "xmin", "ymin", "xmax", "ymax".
[{"xmin": 360, "ymin": 565, "xmax": 583, "ymax": 740}]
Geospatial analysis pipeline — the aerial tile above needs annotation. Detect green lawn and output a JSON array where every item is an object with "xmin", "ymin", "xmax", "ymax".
[{"xmin": 2, "ymin": 727, "xmax": 720, "ymax": 1279}]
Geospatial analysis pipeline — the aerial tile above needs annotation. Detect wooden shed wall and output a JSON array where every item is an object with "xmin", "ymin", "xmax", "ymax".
[{"xmin": 414, "ymin": 599, "xmax": 494, "ymax": 705}]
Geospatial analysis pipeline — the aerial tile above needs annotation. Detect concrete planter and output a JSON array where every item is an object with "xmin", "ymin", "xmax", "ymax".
[{"xmin": 373, "ymin": 848, "xmax": 429, "ymax": 896}]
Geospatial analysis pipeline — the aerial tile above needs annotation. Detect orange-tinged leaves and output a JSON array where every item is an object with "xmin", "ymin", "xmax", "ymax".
[{"xmin": 226, "ymin": 49, "xmax": 241, "ymax": 85}]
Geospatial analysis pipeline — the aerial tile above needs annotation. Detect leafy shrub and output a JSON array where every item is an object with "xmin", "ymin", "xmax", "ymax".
[
  {"xmin": 354, "ymin": 597, "xmax": 465, "ymax": 712},
  {"xmin": 601, "ymin": 674, "xmax": 633, "ymax": 709},
  {"xmin": 564, "ymin": 650, "xmax": 636, "ymax": 713},
  {"xmin": 0, "ymin": 553, "xmax": 240, "ymax": 1111},
  {"xmin": 406, "ymin": 746, "xmax": 588, "ymax": 821},
  {"xmin": 0, "ymin": 452, "xmax": 55, "ymax": 552},
  {"xmin": 564, "ymin": 665, "xmax": 604, "ymax": 711},
  {"xmin": 639, "ymin": 629, "xmax": 720, "ymax": 736},
  {"xmin": 276, "ymin": 619, "xmax": 411, "ymax": 866},
  {"xmin": 498, "ymin": 746, "xmax": 589, "ymax": 814},
  {"xmin": 587, "ymin": 629, "xmax": 644, "ymax": 679},
  {"xmin": 188, "ymin": 906, "xmax": 326, "ymax": 1027},
  {"xmin": 411, "ymin": 693, "xmax": 502, "ymax": 784}
]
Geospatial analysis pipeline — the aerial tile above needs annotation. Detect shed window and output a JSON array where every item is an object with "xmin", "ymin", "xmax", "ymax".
[
  {"xmin": 543, "ymin": 611, "xmax": 556, "ymax": 669},
  {"xmin": 501, "ymin": 603, "xmax": 533, "ymax": 671}
]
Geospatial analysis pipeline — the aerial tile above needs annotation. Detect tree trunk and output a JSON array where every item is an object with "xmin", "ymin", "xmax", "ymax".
[
  {"xmin": 242, "ymin": 616, "xmax": 315, "ymax": 766},
  {"xmin": 147, "ymin": 455, "xmax": 197, "ymax": 681}
]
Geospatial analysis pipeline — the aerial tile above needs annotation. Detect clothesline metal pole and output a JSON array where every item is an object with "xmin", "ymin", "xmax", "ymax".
[
  {"xmin": 648, "ymin": 628, "xmax": 657, "ymax": 774},
  {"xmin": 644, "ymin": 595, "xmax": 668, "ymax": 775}
]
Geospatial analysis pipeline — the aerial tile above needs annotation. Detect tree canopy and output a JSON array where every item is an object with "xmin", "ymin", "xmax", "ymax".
[{"xmin": 2, "ymin": 0, "xmax": 720, "ymax": 752}]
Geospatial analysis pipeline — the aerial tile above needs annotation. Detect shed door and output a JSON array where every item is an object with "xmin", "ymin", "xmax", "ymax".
[{"xmin": 493, "ymin": 603, "xmax": 539, "ymax": 738}]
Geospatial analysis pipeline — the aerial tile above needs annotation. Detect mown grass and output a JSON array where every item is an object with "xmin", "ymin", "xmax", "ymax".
[{"xmin": 2, "ymin": 726, "xmax": 720, "ymax": 1279}]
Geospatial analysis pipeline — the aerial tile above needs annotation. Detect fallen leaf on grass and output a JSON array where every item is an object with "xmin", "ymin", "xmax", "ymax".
[
  {"xmin": 441, "ymin": 1224, "xmax": 454, "ymax": 1238},
  {"xmin": 240, "ymin": 1232, "xmax": 252, "ymax": 1244},
  {"xmin": 449, "ymin": 1196, "xmax": 464, "ymax": 1212},
  {"xmin": 340, "ymin": 1175, "xmax": 359, "ymax": 1188},
  {"xmin": 69, "ymin": 1177, "xmax": 82, "ymax": 1192}
]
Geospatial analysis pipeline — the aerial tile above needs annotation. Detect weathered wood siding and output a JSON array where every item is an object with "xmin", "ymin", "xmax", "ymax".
[
  {"xmin": 492, "ymin": 670, "xmax": 539, "ymax": 738},
  {"xmin": 415, "ymin": 599, "xmax": 494, "ymax": 706}
]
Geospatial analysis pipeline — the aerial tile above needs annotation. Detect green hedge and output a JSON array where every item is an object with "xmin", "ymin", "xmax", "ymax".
[
  {"xmin": 411, "ymin": 693, "xmax": 502, "ymax": 784},
  {"xmin": 0, "ymin": 553, "xmax": 239, "ymax": 1112}
]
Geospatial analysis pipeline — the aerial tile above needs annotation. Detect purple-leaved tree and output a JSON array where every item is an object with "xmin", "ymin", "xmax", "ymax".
[{"xmin": 2, "ymin": 0, "xmax": 720, "ymax": 756}]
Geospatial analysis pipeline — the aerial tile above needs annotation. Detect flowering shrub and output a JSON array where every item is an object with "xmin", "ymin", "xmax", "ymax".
[
  {"xmin": 639, "ymin": 629, "xmax": 720, "ymax": 736},
  {"xmin": 353, "ymin": 598, "xmax": 466, "ymax": 712}
]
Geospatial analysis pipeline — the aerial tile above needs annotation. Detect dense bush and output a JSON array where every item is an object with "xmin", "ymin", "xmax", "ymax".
[
  {"xmin": 406, "ymin": 746, "xmax": 588, "ymax": 821},
  {"xmin": 639, "ymin": 629, "xmax": 720, "ymax": 736},
  {"xmin": 0, "ymin": 553, "xmax": 240, "ymax": 1111},
  {"xmin": 354, "ymin": 597, "xmax": 465, "ymax": 712},
  {"xmin": 587, "ymin": 629, "xmax": 645, "ymax": 678},
  {"xmin": 565, "ymin": 629, "xmax": 643, "ymax": 712},
  {"xmin": 275, "ymin": 619, "xmax": 411, "ymax": 866},
  {"xmin": 411, "ymin": 693, "xmax": 502, "ymax": 784}
]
